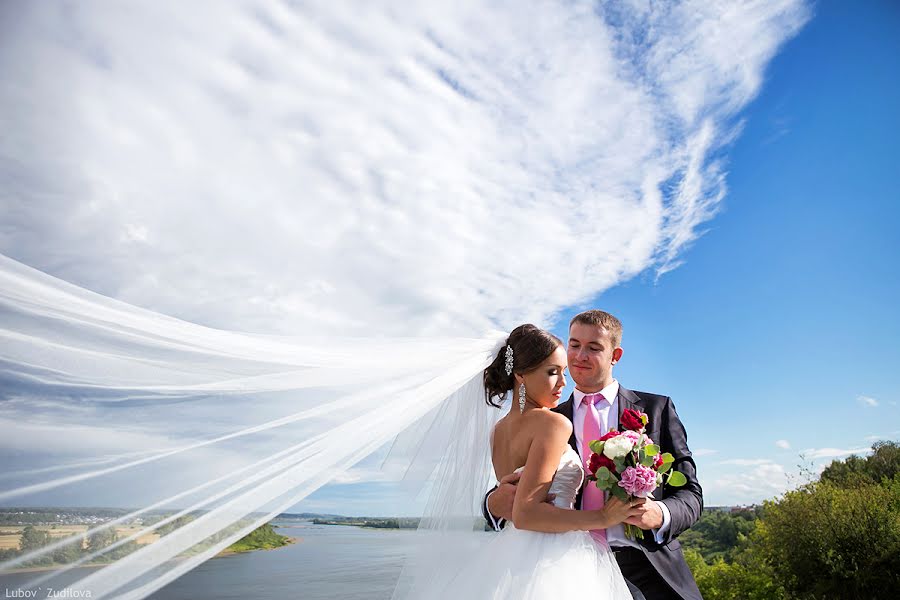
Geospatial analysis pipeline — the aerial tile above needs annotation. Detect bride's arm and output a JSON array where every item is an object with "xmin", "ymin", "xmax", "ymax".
[{"xmin": 511, "ymin": 413, "xmax": 637, "ymax": 533}]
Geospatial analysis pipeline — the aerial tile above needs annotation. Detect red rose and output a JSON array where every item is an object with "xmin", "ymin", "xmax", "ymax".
[
  {"xmin": 588, "ymin": 452, "xmax": 617, "ymax": 475},
  {"xmin": 653, "ymin": 454, "xmax": 664, "ymax": 469},
  {"xmin": 621, "ymin": 408, "xmax": 646, "ymax": 431}
]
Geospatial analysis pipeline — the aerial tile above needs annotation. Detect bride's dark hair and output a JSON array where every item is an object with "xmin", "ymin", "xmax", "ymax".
[{"xmin": 484, "ymin": 324, "xmax": 563, "ymax": 407}]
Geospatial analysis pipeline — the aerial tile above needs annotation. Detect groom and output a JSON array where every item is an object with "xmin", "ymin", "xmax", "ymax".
[{"xmin": 484, "ymin": 310, "xmax": 704, "ymax": 600}]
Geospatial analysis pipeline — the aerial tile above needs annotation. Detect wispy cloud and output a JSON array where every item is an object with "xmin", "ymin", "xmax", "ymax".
[
  {"xmin": 708, "ymin": 460, "xmax": 788, "ymax": 502},
  {"xmin": 0, "ymin": 1, "xmax": 809, "ymax": 337},
  {"xmin": 866, "ymin": 431, "xmax": 900, "ymax": 442},
  {"xmin": 717, "ymin": 458, "xmax": 776, "ymax": 466},
  {"xmin": 775, "ymin": 439, "xmax": 791, "ymax": 450},
  {"xmin": 800, "ymin": 446, "xmax": 871, "ymax": 460},
  {"xmin": 693, "ymin": 448, "xmax": 719, "ymax": 457},
  {"xmin": 858, "ymin": 395, "xmax": 879, "ymax": 407}
]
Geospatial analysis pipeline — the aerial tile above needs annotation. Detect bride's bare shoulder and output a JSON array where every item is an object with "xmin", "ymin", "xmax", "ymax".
[{"xmin": 524, "ymin": 409, "xmax": 572, "ymax": 438}]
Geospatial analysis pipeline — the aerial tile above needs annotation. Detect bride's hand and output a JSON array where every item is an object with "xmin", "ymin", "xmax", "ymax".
[{"xmin": 599, "ymin": 496, "xmax": 645, "ymax": 527}]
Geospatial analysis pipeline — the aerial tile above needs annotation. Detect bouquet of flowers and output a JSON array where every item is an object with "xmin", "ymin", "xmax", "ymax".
[{"xmin": 586, "ymin": 408, "xmax": 687, "ymax": 540}]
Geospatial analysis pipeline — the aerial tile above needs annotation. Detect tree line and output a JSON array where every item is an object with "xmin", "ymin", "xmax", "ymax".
[{"xmin": 681, "ymin": 441, "xmax": 900, "ymax": 600}]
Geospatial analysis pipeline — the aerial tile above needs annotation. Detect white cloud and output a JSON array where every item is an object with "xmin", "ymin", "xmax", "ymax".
[
  {"xmin": 0, "ymin": 0, "xmax": 809, "ymax": 337},
  {"xmin": 858, "ymin": 395, "xmax": 879, "ymax": 407},
  {"xmin": 866, "ymin": 431, "xmax": 900, "ymax": 442},
  {"xmin": 775, "ymin": 439, "xmax": 791, "ymax": 450},
  {"xmin": 717, "ymin": 458, "xmax": 776, "ymax": 466},
  {"xmin": 692, "ymin": 448, "xmax": 719, "ymax": 457},
  {"xmin": 800, "ymin": 447, "xmax": 871, "ymax": 460},
  {"xmin": 707, "ymin": 459, "xmax": 789, "ymax": 503}
]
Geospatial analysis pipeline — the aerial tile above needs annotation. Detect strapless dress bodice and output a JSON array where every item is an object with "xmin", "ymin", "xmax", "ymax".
[{"xmin": 510, "ymin": 446, "xmax": 584, "ymax": 509}]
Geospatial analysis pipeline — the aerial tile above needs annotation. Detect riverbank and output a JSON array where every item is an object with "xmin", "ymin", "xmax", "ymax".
[
  {"xmin": 0, "ymin": 530, "xmax": 300, "ymax": 574},
  {"xmin": 215, "ymin": 535, "xmax": 300, "ymax": 557}
]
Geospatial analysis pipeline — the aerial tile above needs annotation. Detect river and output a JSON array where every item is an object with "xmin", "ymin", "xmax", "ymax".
[{"xmin": 1, "ymin": 523, "xmax": 416, "ymax": 600}]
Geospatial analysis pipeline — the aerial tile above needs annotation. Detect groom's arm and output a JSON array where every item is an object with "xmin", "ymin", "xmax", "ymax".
[
  {"xmin": 482, "ymin": 472, "xmax": 521, "ymax": 531},
  {"xmin": 482, "ymin": 486, "xmax": 505, "ymax": 531},
  {"xmin": 655, "ymin": 396, "xmax": 703, "ymax": 543}
]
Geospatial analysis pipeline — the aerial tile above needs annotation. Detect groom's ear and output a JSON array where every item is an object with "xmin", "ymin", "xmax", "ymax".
[{"xmin": 611, "ymin": 347, "xmax": 623, "ymax": 364}]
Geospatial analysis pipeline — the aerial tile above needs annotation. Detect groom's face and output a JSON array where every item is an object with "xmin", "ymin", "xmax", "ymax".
[{"xmin": 567, "ymin": 322, "xmax": 622, "ymax": 392}]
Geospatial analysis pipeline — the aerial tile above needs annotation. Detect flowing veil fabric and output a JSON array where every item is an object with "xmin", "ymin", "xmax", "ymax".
[{"xmin": 0, "ymin": 253, "xmax": 505, "ymax": 599}]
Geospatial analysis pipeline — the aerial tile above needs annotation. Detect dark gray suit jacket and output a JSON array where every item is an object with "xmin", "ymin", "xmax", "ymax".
[{"xmin": 482, "ymin": 386, "xmax": 703, "ymax": 600}]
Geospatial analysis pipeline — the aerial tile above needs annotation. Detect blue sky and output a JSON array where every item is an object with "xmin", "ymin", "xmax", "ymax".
[{"xmin": 296, "ymin": 0, "xmax": 900, "ymax": 515}]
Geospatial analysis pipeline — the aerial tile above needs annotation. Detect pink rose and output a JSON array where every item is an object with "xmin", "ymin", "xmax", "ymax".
[
  {"xmin": 621, "ymin": 430, "xmax": 641, "ymax": 446},
  {"xmin": 618, "ymin": 465, "xmax": 658, "ymax": 498}
]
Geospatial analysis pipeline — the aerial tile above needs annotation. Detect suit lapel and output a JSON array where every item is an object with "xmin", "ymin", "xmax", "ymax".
[{"xmin": 617, "ymin": 385, "xmax": 644, "ymax": 428}]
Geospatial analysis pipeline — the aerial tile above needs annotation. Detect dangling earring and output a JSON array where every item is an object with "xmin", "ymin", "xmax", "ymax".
[{"xmin": 518, "ymin": 382, "xmax": 526, "ymax": 414}]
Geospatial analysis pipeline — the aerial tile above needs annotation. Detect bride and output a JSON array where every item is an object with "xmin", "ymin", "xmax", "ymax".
[{"xmin": 422, "ymin": 324, "xmax": 636, "ymax": 599}]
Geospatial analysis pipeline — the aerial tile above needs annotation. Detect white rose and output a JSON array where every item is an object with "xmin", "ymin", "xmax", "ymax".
[{"xmin": 602, "ymin": 435, "xmax": 635, "ymax": 459}]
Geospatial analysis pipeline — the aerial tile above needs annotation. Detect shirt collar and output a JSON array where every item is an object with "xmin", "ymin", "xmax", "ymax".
[{"xmin": 573, "ymin": 379, "xmax": 619, "ymax": 407}]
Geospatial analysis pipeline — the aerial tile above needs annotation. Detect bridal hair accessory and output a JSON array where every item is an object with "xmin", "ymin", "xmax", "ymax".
[
  {"xmin": 504, "ymin": 344, "xmax": 514, "ymax": 376},
  {"xmin": 518, "ymin": 382, "xmax": 526, "ymax": 413}
]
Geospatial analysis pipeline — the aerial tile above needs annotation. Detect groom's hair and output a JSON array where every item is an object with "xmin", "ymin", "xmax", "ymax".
[{"xmin": 569, "ymin": 310, "xmax": 622, "ymax": 347}]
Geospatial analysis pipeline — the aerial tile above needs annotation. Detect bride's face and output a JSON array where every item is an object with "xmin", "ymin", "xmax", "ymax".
[{"xmin": 521, "ymin": 345, "xmax": 568, "ymax": 408}]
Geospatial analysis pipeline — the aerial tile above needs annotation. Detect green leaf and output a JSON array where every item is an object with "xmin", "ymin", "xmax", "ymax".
[
  {"xmin": 594, "ymin": 479, "xmax": 611, "ymax": 491},
  {"xmin": 644, "ymin": 444, "xmax": 659, "ymax": 456},
  {"xmin": 610, "ymin": 485, "xmax": 629, "ymax": 502},
  {"xmin": 640, "ymin": 414, "xmax": 649, "ymax": 426},
  {"xmin": 661, "ymin": 452, "xmax": 675, "ymax": 464},
  {"xmin": 596, "ymin": 466, "xmax": 611, "ymax": 480},
  {"xmin": 589, "ymin": 440, "xmax": 604, "ymax": 454},
  {"xmin": 640, "ymin": 454, "xmax": 656, "ymax": 467},
  {"xmin": 667, "ymin": 470, "xmax": 687, "ymax": 487},
  {"xmin": 614, "ymin": 458, "xmax": 627, "ymax": 473},
  {"xmin": 658, "ymin": 462, "xmax": 672, "ymax": 474}
]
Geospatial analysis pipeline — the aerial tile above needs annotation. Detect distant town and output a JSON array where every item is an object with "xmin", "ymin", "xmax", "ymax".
[{"xmin": 0, "ymin": 507, "xmax": 295, "ymax": 571}]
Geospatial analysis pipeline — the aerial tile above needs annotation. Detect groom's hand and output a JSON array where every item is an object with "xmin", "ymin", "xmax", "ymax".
[
  {"xmin": 623, "ymin": 498, "xmax": 664, "ymax": 530},
  {"xmin": 487, "ymin": 472, "xmax": 520, "ymax": 521}
]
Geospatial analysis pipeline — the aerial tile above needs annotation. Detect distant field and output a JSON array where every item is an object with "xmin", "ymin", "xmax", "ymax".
[{"xmin": 0, "ymin": 525, "xmax": 159, "ymax": 552}]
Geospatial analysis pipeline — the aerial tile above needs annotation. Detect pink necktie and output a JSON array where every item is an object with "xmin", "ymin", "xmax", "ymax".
[{"xmin": 581, "ymin": 393, "xmax": 607, "ymax": 545}]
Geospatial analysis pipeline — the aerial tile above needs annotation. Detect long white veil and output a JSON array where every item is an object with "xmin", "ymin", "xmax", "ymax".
[
  {"xmin": 0, "ymin": 253, "xmax": 504, "ymax": 599},
  {"xmin": 0, "ymin": 1, "xmax": 811, "ymax": 597}
]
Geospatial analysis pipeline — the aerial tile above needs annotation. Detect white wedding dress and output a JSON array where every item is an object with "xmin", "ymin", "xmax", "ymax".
[{"xmin": 430, "ymin": 446, "xmax": 633, "ymax": 599}]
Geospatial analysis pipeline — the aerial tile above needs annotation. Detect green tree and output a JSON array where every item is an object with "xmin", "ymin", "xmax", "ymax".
[
  {"xmin": 758, "ymin": 479, "xmax": 900, "ymax": 599},
  {"xmin": 19, "ymin": 525, "xmax": 53, "ymax": 566},
  {"xmin": 224, "ymin": 522, "xmax": 290, "ymax": 553},
  {"xmin": 0, "ymin": 547, "xmax": 20, "ymax": 561},
  {"xmin": 820, "ymin": 441, "xmax": 900, "ymax": 487},
  {"xmin": 155, "ymin": 514, "xmax": 195, "ymax": 537},
  {"xmin": 685, "ymin": 547, "xmax": 786, "ymax": 600},
  {"xmin": 51, "ymin": 534, "xmax": 83, "ymax": 564},
  {"xmin": 87, "ymin": 527, "xmax": 117, "ymax": 553},
  {"xmin": 680, "ymin": 508, "xmax": 760, "ymax": 563},
  {"xmin": 19, "ymin": 524, "xmax": 51, "ymax": 552},
  {"xmin": 107, "ymin": 539, "xmax": 140, "ymax": 560}
]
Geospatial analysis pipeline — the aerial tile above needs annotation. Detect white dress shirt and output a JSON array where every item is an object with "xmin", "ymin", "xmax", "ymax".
[{"xmin": 574, "ymin": 380, "xmax": 671, "ymax": 547}]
